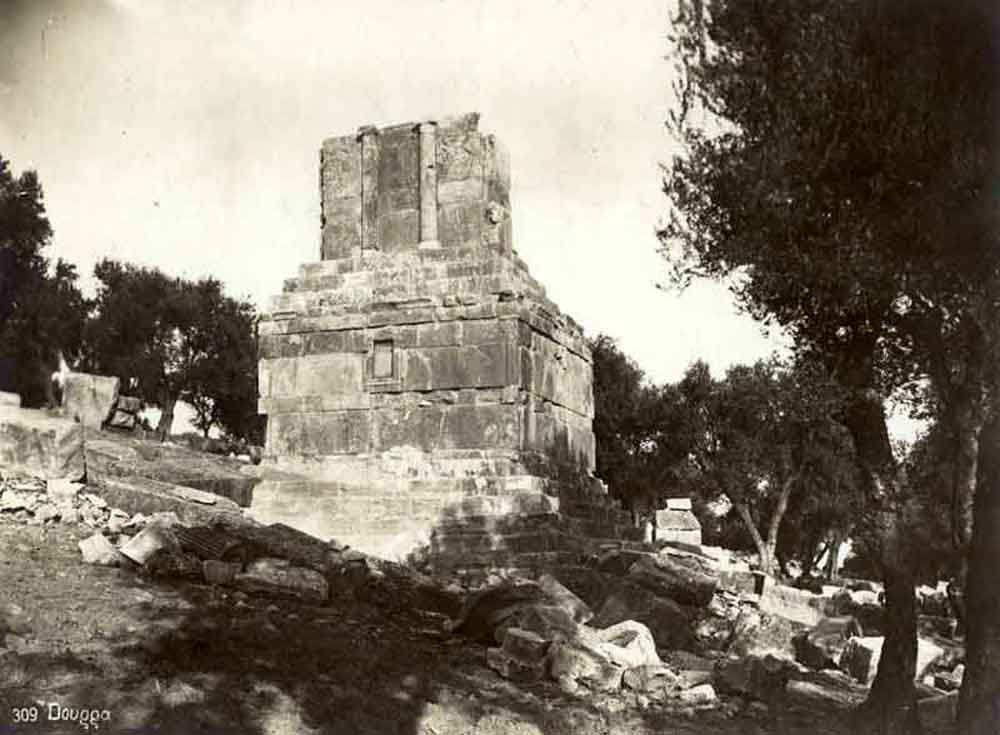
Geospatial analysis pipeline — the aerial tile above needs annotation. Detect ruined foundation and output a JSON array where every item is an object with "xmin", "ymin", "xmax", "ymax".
[{"xmin": 253, "ymin": 114, "xmax": 639, "ymax": 575}]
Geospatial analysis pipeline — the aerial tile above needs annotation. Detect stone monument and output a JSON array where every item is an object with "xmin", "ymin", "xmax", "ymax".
[{"xmin": 253, "ymin": 114, "xmax": 637, "ymax": 574}]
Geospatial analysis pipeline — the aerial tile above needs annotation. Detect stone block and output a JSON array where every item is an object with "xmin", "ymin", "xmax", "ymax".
[
  {"xmin": 0, "ymin": 391, "xmax": 20, "ymax": 407},
  {"xmin": 259, "ymin": 354, "xmax": 365, "ymax": 400},
  {"xmin": 546, "ymin": 638, "xmax": 625, "ymax": 693},
  {"xmin": 793, "ymin": 616, "xmax": 863, "ymax": 670},
  {"xmin": 626, "ymin": 552, "xmax": 717, "ymax": 607},
  {"xmin": 759, "ymin": 582, "xmax": 828, "ymax": 626},
  {"xmin": 79, "ymin": 533, "xmax": 123, "ymax": 566},
  {"xmin": 116, "ymin": 395, "xmax": 142, "ymax": 413},
  {"xmin": 400, "ymin": 342, "xmax": 510, "ymax": 391},
  {"xmin": 622, "ymin": 664, "xmax": 679, "ymax": 694},
  {"xmin": 592, "ymin": 580, "xmax": 693, "ymax": 651},
  {"xmin": 321, "ymin": 198, "xmax": 364, "ymax": 258},
  {"xmin": 106, "ymin": 409, "xmax": 136, "ymax": 430},
  {"xmin": 321, "ymin": 136, "xmax": 361, "ymax": 203},
  {"xmin": 500, "ymin": 627, "xmax": 550, "ymax": 662},
  {"xmin": 486, "ymin": 646, "xmax": 548, "ymax": 683},
  {"xmin": 61, "ymin": 372, "xmax": 119, "ymax": 429},
  {"xmin": 235, "ymin": 557, "xmax": 329, "ymax": 603},
  {"xmin": 438, "ymin": 201, "xmax": 483, "ymax": 251},
  {"xmin": 0, "ymin": 405, "xmax": 84, "ymax": 480},
  {"xmin": 590, "ymin": 620, "xmax": 662, "ymax": 669},
  {"xmin": 714, "ymin": 654, "xmax": 791, "ymax": 702},
  {"xmin": 378, "ymin": 209, "xmax": 420, "ymax": 252},
  {"xmin": 537, "ymin": 573, "xmax": 593, "ymax": 624}
]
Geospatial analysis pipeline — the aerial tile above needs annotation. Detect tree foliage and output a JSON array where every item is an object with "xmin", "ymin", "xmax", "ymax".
[
  {"xmin": 85, "ymin": 260, "xmax": 260, "ymax": 442},
  {"xmin": 0, "ymin": 156, "xmax": 87, "ymax": 405},
  {"xmin": 662, "ymin": 0, "xmax": 999, "ymax": 726}
]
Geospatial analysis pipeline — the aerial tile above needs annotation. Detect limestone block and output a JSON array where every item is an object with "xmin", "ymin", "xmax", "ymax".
[
  {"xmin": 436, "ymin": 125, "xmax": 485, "ymax": 182},
  {"xmin": 321, "ymin": 136, "xmax": 361, "ymax": 203},
  {"xmin": 839, "ymin": 636, "xmax": 883, "ymax": 684},
  {"xmin": 107, "ymin": 410, "xmax": 136, "ymax": 430},
  {"xmin": 546, "ymin": 638, "xmax": 625, "ymax": 693},
  {"xmin": 626, "ymin": 553, "xmax": 718, "ymax": 607},
  {"xmin": 61, "ymin": 372, "xmax": 119, "ymax": 429},
  {"xmin": 500, "ymin": 627, "xmax": 550, "ymax": 662},
  {"xmin": 537, "ymin": 573, "xmax": 594, "ymax": 624},
  {"xmin": 493, "ymin": 604, "xmax": 580, "ymax": 644},
  {"xmin": 321, "ymin": 197, "xmax": 363, "ymax": 259},
  {"xmin": 714, "ymin": 654, "xmax": 791, "ymax": 702},
  {"xmin": 0, "ymin": 405, "xmax": 84, "ymax": 480},
  {"xmin": 793, "ymin": 616, "xmax": 863, "ymax": 670},
  {"xmin": 400, "ymin": 343, "xmax": 510, "ymax": 391},
  {"xmin": 373, "ymin": 403, "xmax": 519, "ymax": 453},
  {"xmin": 592, "ymin": 580, "xmax": 693, "ymax": 651},
  {"xmin": 486, "ymin": 646, "xmax": 548, "ymax": 683},
  {"xmin": 759, "ymin": 582, "xmax": 828, "ymax": 626},
  {"xmin": 116, "ymin": 395, "xmax": 142, "ymax": 413},
  {"xmin": 528, "ymin": 334, "xmax": 593, "ymax": 417},
  {"xmin": 259, "ymin": 354, "xmax": 364, "ymax": 400},
  {"xmin": 377, "ymin": 209, "xmax": 420, "ymax": 253},
  {"xmin": 622, "ymin": 664, "xmax": 679, "ymax": 694},
  {"xmin": 437, "ymin": 178, "xmax": 484, "ymax": 205},
  {"xmin": 589, "ymin": 620, "xmax": 662, "ymax": 669},
  {"xmin": 79, "ymin": 533, "xmax": 123, "ymax": 566},
  {"xmin": 438, "ymin": 201, "xmax": 484, "ymax": 251},
  {"xmin": 234, "ymin": 557, "xmax": 329, "ymax": 603},
  {"xmin": 377, "ymin": 128, "xmax": 420, "ymax": 210}
]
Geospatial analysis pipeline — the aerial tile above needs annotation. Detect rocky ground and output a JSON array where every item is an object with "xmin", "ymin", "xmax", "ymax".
[{"xmin": 0, "ymin": 516, "xmax": 881, "ymax": 735}]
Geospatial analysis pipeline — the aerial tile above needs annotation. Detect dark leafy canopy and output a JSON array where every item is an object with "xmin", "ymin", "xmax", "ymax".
[
  {"xmin": 0, "ymin": 156, "xmax": 87, "ymax": 405},
  {"xmin": 85, "ymin": 260, "xmax": 261, "ymax": 442},
  {"xmin": 590, "ymin": 335, "xmax": 691, "ymax": 512},
  {"xmin": 663, "ymin": 0, "xmax": 999, "ymax": 391}
]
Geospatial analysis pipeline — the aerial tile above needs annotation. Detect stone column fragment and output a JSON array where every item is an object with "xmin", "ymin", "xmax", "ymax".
[{"xmin": 418, "ymin": 121, "xmax": 439, "ymax": 249}]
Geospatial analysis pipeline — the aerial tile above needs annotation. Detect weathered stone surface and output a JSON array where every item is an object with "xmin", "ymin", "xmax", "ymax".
[
  {"xmin": 622, "ymin": 664, "xmax": 679, "ymax": 694},
  {"xmin": 494, "ymin": 604, "xmax": 579, "ymax": 645},
  {"xmin": 655, "ymin": 507, "xmax": 702, "ymax": 546},
  {"xmin": 79, "ymin": 533, "xmax": 122, "ymax": 566},
  {"xmin": 728, "ymin": 607, "xmax": 803, "ymax": 659},
  {"xmin": 86, "ymin": 433, "xmax": 258, "ymax": 506},
  {"xmin": 537, "ymin": 573, "xmax": 593, "ymax": 624},
  {"xmin": 758, "ymin": 582, "xmax": 829, "ymax": 626},
  {"xmin": 546, "ymin": 638, "xmax": 625, "ymax": 693},
  {"xmin": 61, "ymin": 372, "xmax": 119, "ymax": 429},
  {"xmin": 793, "ymin": 616, "xmax": 863, "ymax": 670},
  {"xmin": 715, "ymin": 654, "xmax": 791, "ymax": 702},
  {"xmin": 626, "ymin": 552, "xmax": 717, "ymax": 607},
  {"xmin": 588, "ymin": 620, "xmax": 661, "ymax": 669},
  {"xmin": 259, "ymin": 115, "xmax": 631, "ymax": 569},
  {"xmin": 500, "ymin": 627, "xmax": 550, "ymax": 662},
  {"xmin": 0, "ymin": 405, "xmax": 84, "ymax": 480},
  {"xmin": 677, "ymin": 683, "xmax": 718, "ymax": 706},
  {"xmin": 838, "ymin": 635, "xmax": 944, "ymax": 685},
  {"xmin": 933, "ymin": 664, "xmax": 964, "ymax": 692},
  {"xmin": 235, "ymin": 557, "xmax": 329, "ymax": 602},
  {"xmin": 486, "ymin": 646, "xmax": 548, "ymax": 683},
  {"xmin": 591, "ymin": 580, "xmax": 693, "ymax": 651},
  {"xmin": 94, "ymin": 476, "xmax": 242, "ymax": 528}
]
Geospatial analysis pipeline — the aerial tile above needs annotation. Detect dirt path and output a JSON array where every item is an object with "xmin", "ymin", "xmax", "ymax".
[{"xmin": 0, "ymin": 517, "xmax": 866, "ymax": 735}]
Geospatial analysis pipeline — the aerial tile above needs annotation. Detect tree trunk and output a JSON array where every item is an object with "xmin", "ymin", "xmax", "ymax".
[
  {"xmin": 957, "ymin": 413, "xmax": 1000, "ymax": 734},
  {"xmin": 826, "ymin": 530, "xmax": 843, "ymax": 581},
  {"xmin": 735, "ymin": 501, "xmax": 771, "ymax": 576},
  {"xmin": 764, "ymin": 473, "xmax": 797, "ymax": 578},
  {"xmin": 156, "ymin": 394, "xmax": 176, "ymax": 443},
  {"xmin": 843, "ymin": 389, "xmax": 920, "ymax": 733}
]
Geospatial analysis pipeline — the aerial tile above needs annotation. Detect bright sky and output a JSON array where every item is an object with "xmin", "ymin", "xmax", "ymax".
[{"xmin": 1, "ymin": 0, "xmax": 792, "ymax": 393}]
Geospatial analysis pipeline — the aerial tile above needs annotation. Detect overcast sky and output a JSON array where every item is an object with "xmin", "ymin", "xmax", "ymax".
[{"xmin": 0, "ymin": 0, "xmax": 798, "ymax": 393}]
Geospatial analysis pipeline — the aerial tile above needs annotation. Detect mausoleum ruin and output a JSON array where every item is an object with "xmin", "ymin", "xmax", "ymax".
[{"xmin": 252, "ymin": 114, "xmax": 637, "ymax": 574}]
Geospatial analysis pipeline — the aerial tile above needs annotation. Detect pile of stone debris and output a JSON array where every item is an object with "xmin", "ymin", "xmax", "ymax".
[{"xmin": 449, "ymin": 541, "xmax": 966, "ymax": 725}]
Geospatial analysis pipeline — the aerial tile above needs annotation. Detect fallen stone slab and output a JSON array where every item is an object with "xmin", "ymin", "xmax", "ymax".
[
  {"xmin": 500, "ymin": 627, "xmax": 550, "ymax": 662},
  {"xmin": 85, "ymin": 433, "xmax": 259, "ymax": 506},
  {"xmin": 0, "ymin": 405, "xmax": 84, "ymax": 481},
  {"xmin": 715, "ymin": 654, "xmax": 791, "ymax": 702},
  {"xmin": 626, "ymin": 552, "xmax": 717, "ymax": 607},
  {"xmin": 60, "ymin": 372, "xmax": 119, "ymax": 430},
  {"xmin": 46, "ymin": 478, "xmax": 82, "ymax": 503},
  {"xmin": 588, "ymin": 620, "xmax": 661, "ymax": 669},
  {"xmin": 838, "ymin": 636, "xmax": 945, "ymax": 685},
  {"xmin": 450, "ymin": 580, "xmax": 579, "ymax": 642},
  {"xmin": 234, "ymin": 557, "xmax": 329, "ymax": 603},
  {"xmin": 676, "ymin": 683, "xmax": 717, "ymax": 706},
  {"xmin": 93, "ymin": 476, "xmax": 243, "ymax": 527},
  {"xmin": 538, "ymin": 573, "xmax": 593, "ymax": 624},
  {"xmin": 592, "ymin": 580, "xmax": 693, "ymax": 651},
  {"xmin": 119, "ymin": 525, "xmax": 182, "ymax": 565},
  {"xmin": 547, "ymin": 637, "xmax": 625, "ymax": 693},
  {"xmin": 793, "ymin": 616, "xmax": 863, "ymax": 670},
  {"xmin": 203, "ymin": 559, "xmax": 242, "ymax": 585},
  {"xmin": 493, "ymin": 603, "xmax": 579, "ymax": 645},
  {"xmin": 622, "ymin": 664, "xmax": 679, "ymax": 695},
  {"xmin": 759, "ymin": 582, "xmax": 831, "ymax": 626},
  {"xmin": 486, "ymin": 646, "xmax": 548, "ymax": 683},
  {"xmin": 79, "ymin": 532, "xmax": 123, "ymax": 566}
]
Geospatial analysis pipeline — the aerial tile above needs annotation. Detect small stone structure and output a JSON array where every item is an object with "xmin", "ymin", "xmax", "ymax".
[
  {"xmin": 655, "ymin": 498, "xmax": 702, "ymax": 547},
  {"xmin": 253, "ymin": 113, "xmax": 639, "ymax": 573}
]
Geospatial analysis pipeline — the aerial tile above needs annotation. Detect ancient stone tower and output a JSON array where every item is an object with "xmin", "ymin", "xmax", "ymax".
[{"xmin": 254, "ymin": 114, "xmax": 637, "ymax": 574}]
